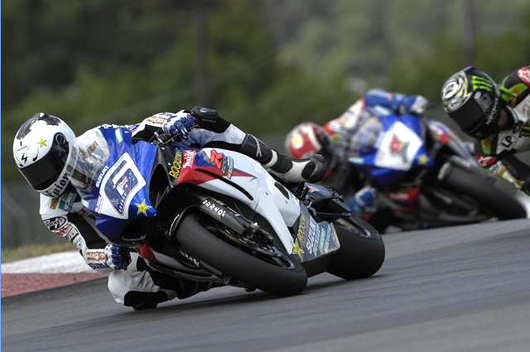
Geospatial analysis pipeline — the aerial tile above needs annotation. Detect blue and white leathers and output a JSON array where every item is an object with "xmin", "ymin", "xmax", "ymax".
[
  {"xmin": 76, "ymin": 126, "xmax": 158, "ymax": 239},
  {"xmin": 37, "ymin": 112, "xmax": 254, "ymax": 307}
]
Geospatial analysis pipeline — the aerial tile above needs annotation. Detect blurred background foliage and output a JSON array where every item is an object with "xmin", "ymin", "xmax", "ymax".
[{"xmin": 2, "ymin": 0, "xmax": 530, "ymax": 246}]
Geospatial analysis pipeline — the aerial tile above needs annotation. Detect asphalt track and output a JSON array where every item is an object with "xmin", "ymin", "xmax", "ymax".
[{"xmin": 4, "ymin": 219, "xmax": 530, "ymax": 352}]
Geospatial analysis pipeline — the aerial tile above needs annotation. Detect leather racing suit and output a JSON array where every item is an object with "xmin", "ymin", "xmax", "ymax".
[
  {"xmin": 39, "ymin": 107, "xmax": 325, "ymax": 309},
  {"xmin": 473, "ymin": 66, "xmax": 530, "ymax": 193}
]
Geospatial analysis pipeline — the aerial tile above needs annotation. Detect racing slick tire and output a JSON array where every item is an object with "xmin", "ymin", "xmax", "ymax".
[
  {"xmin": 327, "ymin": 216, "xmax": 385, "ymax": 280},
  {"xmin": 176, "ymin": 213, "xmax": 308, "ymax": 296},
  {"xmin": 439, "ymin": 163, "xmax": 527, "ymax": 220}
]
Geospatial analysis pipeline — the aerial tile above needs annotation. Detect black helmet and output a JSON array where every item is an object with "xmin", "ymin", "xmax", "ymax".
[{"xmin": 441, "ymin": 66, "xmax": 501, "ymax": 139}]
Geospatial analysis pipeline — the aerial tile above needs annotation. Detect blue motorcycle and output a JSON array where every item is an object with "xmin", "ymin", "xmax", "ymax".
[{"xmin": 345, "ymin": 114, "xmax": 527, "ymax": 232}]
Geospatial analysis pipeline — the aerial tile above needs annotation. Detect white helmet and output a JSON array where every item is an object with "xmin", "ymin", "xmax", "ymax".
[{"xmin": 13, "ymin": 112, "xmax": 78, "ymax": 198}]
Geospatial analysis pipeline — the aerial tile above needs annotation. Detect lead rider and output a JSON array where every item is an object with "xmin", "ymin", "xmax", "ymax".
[{"xmin": 12, "ymin": 107, "xmax": 326, "ymax": 309}]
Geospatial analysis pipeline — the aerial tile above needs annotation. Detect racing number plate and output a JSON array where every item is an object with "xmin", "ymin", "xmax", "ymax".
[{"xmin": 96, "ymin": 153, "xmax": 146, "ymax": 219}]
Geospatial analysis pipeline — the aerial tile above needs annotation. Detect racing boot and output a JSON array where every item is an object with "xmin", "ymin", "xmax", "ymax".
[
  {"xmin": 124, "ymin": 290, "xmax": 173, "ymax": 311},
  {"xmin": 239, "ymin": 133, "xmax": 327, "ymax": 183},
  {"xmin": 131, "ymin": 258, "xmax": 221, "ymax": 308}
]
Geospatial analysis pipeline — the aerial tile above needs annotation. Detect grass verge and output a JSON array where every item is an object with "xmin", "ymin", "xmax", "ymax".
[{"xmin": 2, "ymin": 242, "xmax": 76, "ymax": 263}]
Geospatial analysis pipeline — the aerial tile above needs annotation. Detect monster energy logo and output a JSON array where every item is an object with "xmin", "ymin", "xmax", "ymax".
[{"xmin": 472, "ymin": 76, "xmax": 493, "ymax": 92}]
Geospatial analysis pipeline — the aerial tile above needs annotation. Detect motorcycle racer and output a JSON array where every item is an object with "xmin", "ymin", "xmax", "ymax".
[
  {"xmin": 441, "ymin": 66, "xmax": 530, "ymax": 193},
  {"xmin": 12, "ymin": 107, "xmax": 326, "ymax": 310},
  {"xmin": 285, "ymin": 89, "xmax": 428, "ymax": 217}
]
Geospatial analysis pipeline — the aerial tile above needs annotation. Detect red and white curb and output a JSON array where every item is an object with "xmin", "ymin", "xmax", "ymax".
[
  {"xmin": 2, "ymin": 251, "xmax": 92, "ymax": 274},
  {"xmin": 2, "ymin": 251, "xmax": 107, "ymax": 298}
]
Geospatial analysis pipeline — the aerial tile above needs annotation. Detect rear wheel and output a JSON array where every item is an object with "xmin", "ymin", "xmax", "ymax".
[
  {"xmin": 439, "ymin": 163, "xmax": 526, "ymax": 220},
  {"xmin": 176, "ymin": 213, "xmax": 307, "ymax": 295},
  {"xmin": 327, "ymin": 217, "xmax": 385, "ymax": 280}
]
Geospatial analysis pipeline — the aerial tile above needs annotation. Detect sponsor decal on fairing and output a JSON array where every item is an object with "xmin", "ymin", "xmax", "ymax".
[
  {"xmin": 136, "ymin": 199, "xmax": 152, "ymax": 216},
  {"xmin": 95, "ymin": 165, "xmax": 110, "ymax": 188},
  {"xmin": 375, "ymin": 121, "xmax": 422, "ymax": 171},
  {"xmin": 292, "ymin": 208, "xmax": 340, "ymax": 261},
  {"xmin": 208, "ymin": 150, "xmax": 235, "ymax": 179},
  {"xmin": 95, "ymin": 153, "xmax": 146, "ymax": 220},
  {"xmin": 183, "ymin": 150, "xmax": 196, "ymax": 169},
  {"xmin": 202, "ymin": 199, "xmax": 227, "ymax": 218},
  {"xmin": 169, "ymin": 151, "xmax": 183, "ymax": 179}
]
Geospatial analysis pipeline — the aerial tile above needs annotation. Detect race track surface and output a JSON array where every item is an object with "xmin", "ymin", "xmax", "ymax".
[{"xmin": 4, "ymin": 219, "xmax": 530, "ymax": 352}]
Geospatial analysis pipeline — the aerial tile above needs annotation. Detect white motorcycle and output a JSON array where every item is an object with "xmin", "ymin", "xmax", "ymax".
[{"xmin": 113, "ymin": 133, "xmax": 385, "ymax": 295}]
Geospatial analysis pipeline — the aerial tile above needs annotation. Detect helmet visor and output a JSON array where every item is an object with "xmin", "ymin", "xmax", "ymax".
[
  {"xmin": 19, "ymin": 134, "xmax": 69, "ymax": 191},
  {"xmin": 450, "ymin": 95, "xmax": 499, "ymax": 139}
]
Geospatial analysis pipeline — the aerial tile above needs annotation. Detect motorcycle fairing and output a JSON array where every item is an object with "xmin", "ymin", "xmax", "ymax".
[
  {"xmin": 349, "ymin": 114, "xmax": 434, "ymax": 185},
  {"xmin": 80, "ymin": 135, "xmax": 331, "ymax": 256},
  {"xmin": 292, "ymin": 199, "xmax": 341, "ymax": 262},
  {"xmin": 174, "ymin": 147, "xmax": 303, "ymax": 254},
  {"xmin": 81, "ymin": 126, "xmax": 158, "ymax": 238},
  {"xmin": 172, "ymin": 148, "xmax": 255, "ymax": 187},
  {"xmin": 427, "ymin": 120, "xmax": 476, "ymax": 161},
  {"xmin": 427, "ymin": 120, "xmax": 452, "ymax": 145}
]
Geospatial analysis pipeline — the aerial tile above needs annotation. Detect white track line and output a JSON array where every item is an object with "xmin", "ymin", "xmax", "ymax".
[{"xmin": 2, "ymin": 251, "xmax": 92, "ymax": 274}]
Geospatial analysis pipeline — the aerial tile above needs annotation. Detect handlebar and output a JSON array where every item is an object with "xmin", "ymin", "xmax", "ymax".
[{"xmin": 153, "ymin": 131, "xmax": 177, "ymax": 145}]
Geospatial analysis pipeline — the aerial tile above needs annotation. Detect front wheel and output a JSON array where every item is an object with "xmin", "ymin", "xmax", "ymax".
[
  {"xmin": 438, "ymin": 163, "xmax": 527, "ymax": 220},
  {"xmin": 327, "ymin": 217, "xmax": 385, "ymax": 280},
  {"xmin": 176, "ymin": 213, "xmax": 307, "ymax": 295}
]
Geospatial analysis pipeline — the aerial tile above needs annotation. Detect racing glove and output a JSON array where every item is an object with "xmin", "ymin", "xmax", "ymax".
[
  {"xmin": 347, "ymin": 186, "xmax": 377, "ymax": 216},
  {"xmin": 399, "ymin": 95, "xmax": 429, "ymax": 115},
  {"xmin": 161, "ymin": 112, "xmax": 197, "ymax": 139},
  {"xmin": 478, "ymin": 155, "xmax": 528, "ymax": 193},
  {"xmin": 104, "ymin": 243, "xmax": 132, "ymax": 270},
  {"xmin": 489, "ymin": 161, "xmax": 526, "ymax": 190}
]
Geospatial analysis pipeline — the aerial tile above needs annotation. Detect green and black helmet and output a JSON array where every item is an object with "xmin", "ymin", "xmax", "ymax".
[{"xmin": 441, "ymin": 66, "xmax": 501, "ymax": 139}]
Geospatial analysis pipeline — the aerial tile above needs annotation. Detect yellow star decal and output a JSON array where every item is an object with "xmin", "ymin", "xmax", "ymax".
[
  {"xmin": 418, "ymin": 154, "xmax": 428, "ymax": 165},
  {"xmin": 136, "ymin": 200, "xmax": 151, "ymax": 216},
  {"xmin": 292, "ymin": 241, "xmax": 304, "ymax": 258},
  {"xmin": 38, "ymin": 138, "xmax": 47, "ymax": 147}
]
